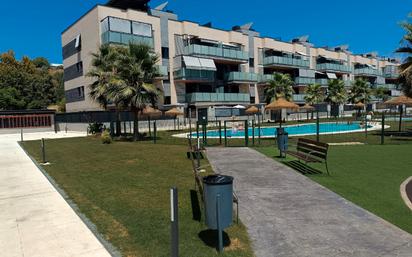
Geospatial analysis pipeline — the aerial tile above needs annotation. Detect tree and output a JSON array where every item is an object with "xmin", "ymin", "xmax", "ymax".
[
  {"xmin": 348, "ymin": 79, "xmax": 371, "ymax": 104},
  {"xmin": 264, "ymin": 73, "xmax": 294, "ymax": 104},
  {"xmin": 108, "ymin": 43, "xmax": 162, "ymax": 141},
  {"xmin": 396, "ymin": 13, "xmax": 412, "ymax": 97},
  {"xmin": 304, "ymin": 83, "xmax": 324, "ymax": 105},
  {"xmin": 0, "ymin": 51, "xmax": 61, "ymax": 110},
  {"xmin": 326, "ymin": 79, "xmax": 347, "ymax": 117},
  {"xmin": 373, "ymin": 86, "xmax": 390, "ymax": 102},
  {"xmin": 88, "ymin": 44, "xmax": 127, "ymax": 136}
]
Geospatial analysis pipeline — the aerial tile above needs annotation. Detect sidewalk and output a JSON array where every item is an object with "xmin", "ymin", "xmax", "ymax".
[
  {"xmin": 207, "ymin": 147, "xmax": 412, "ymax": 257},
  {"xmin": 0, "ymin": 132, "xmax": 113, "ymax": 257}
]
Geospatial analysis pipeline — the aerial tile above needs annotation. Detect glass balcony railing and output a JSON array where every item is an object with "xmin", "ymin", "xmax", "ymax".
[
  {"xmin": 156, "ymin": 65, "xmax": 169, "ymax": 78},
  {"xmin": 263, "ymin": 56, "xmax": 310, "ymax": 68},
  {"xmin": 374, "ymin": 84, "xmax": 399, "ymax": 90},
  {"xmin": 295, "ymin": 77, "xmax": 316, "ymax": 85},
  {"xmin": 186, "ymin": 93, "xmax": 250, "ymax": 103},
  {"xmin": 315, "ymin": 78, "xmax": 329, "ymax": 86},
  {"xmin": 316, "ymin": 63, "xmax": 352, "ymax": 73},
  {"xmin": 354, "ymin": 68, "xmax": 383, "ymax": 77},
  {"xmin": 258, "ymin": 74, "xmax": 274, "ymax": 84},
  {"xmin": 173, "ymin": 69, "xmax": 215, "ymax": 81},
  {"xmin": 101, "ymin": 31, "xmax": 154, "ymax": 47},
  {"xmin": 185, "ymin": 44, "xmax": 248, "ymax": 61},
  {"xmin": 292, "ymin": 94, "xmax": 307, "ymax": 102},
  {"xmin": 225, "ymin": 72, "xmax": 259, "ymax": 83}
]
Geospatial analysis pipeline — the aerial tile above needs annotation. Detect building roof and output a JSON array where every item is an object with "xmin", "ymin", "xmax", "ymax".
[{"xmin": 106, "ymin": 0, "xmax": 150, "ymax": 11}]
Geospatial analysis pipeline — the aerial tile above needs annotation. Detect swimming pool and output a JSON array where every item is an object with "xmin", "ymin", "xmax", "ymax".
[{"xmin": 176, "ymin": 122, "xmax": 381, "ymax": 139}]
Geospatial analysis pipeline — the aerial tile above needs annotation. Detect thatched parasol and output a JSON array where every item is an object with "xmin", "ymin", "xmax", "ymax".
[
  {"xmin": 354, "ymin": 102, "xmax": 365, "ymax": 109},
  {"xmin": 141, "ymin": 106, "xmax": 162, "ymax": 116},
  {"xmin": 300, "ymin": 104, "xmax": 315, "ymax": 110},
  {"xmin": 265, "ymin": 98, "xmax": 299, "ymax": 111},
  {"xmin": 265, "ymin": 98, "xmax": 299, "ymax": 128},
  {"xmin": 384, "ymin": 95, "xmax": 412, "ymax": 106},
  {"xmin": 245, "ymin": 106, "xmax": 260, "ymax": 114},
  {"xmin": 165, "ymin": 107, "xmax": 184, "ymax": 116},
  {"xmin": 166, "ymin": 107, "xmax": 184, "ymax": 130},
  {"xmin": 384, "ymin": 96, "xmax": 412, "ymax": 132}
]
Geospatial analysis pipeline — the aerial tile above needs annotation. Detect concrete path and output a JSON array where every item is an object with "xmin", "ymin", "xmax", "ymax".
[
  {"xmin": 0, "ymin": 132, "xmax": 113, "ymax": 257},
  {"xmin": 207, "ymin": 147, "xmax": 412, "ymax": 257}
]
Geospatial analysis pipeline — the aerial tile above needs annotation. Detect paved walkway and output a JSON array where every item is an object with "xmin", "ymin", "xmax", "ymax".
[
  {"xmin": 207, "ymin": 147, "xmax": 412, "ymax": 257},
  {"xmin": 0, "ymin": 132, "xmax": 113, "ymax": 257}
]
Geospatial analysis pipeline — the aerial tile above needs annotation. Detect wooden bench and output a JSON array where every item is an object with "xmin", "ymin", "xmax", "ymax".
[{"xmin": 286, "ymin": 138, "xmax": 330, "ymax": 175}]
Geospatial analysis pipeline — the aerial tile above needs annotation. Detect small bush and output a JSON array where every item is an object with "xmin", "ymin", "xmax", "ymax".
[
  {"xmin": 101, "ymin": 130, "xmax": 112, "ymax": 144},
  {"xmin": 88, "ymin": 122, "xmax": 104, "ymax": 135}
]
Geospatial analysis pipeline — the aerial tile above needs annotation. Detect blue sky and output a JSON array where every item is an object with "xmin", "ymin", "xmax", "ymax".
[{"xmin": 0, "ymin": 0, "xmax": 409, "ymax": 63}]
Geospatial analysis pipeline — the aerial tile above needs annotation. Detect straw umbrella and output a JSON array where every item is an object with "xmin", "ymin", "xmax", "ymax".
[
  {"xmin": 384, "ymin": 96, "xmax": 412, "ymax": 132},
  {"xmin": 265, "ymin": 98, "xmax": 299, "ymax": 128},
  {"xmin": 300, "ymin": 104, "xmax": 315, "ymax": 120},
  {"xmin": 166, "ymin": 107, "xmax": 184, "ymax": 130},
  {"xmin": 142, "ymin": 106, "xmax": 162, "ymax": 137},
  {"xmin": 354, "ymin": 102, "xmax": 365, "ymax": 119}
]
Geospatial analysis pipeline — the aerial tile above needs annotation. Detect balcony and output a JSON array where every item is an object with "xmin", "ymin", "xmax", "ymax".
[
  {"xmin": 295, "ymin": 77, "xmax": 316, "ymax": 85},
  {"xmin": 225, "ymin": 72, "xmax": 259, "ymax": 83},
  {"xmin": 101, "ymin": 31, "xmax": 154, "ymax": 47},
  {"xmin": 186, "ymin": 93, "xmax": 250, "ymax": 103},
  {"xmin": 316, "ymin": 63, "xmax": 351, "ymax": 73},
  {"xmin": 155, "ymin": 65, "xmax": 168, "ymax": 79},
  {"xmin": 374, "ymin": 84, "xmax": 399, "ymax": 90},
  {"xmin": 292, "ymin": 94, "xmax": 307, "ymax": 103},
  {"xmin": 263, "ymin": 56, "xmax": 310, "ymax": 68},
  {"xmin": 173, "ymin": 68, "xmax": 215, "ymax": 82},
  {"xmin": 383, "ymin": 66, "xmax": 399, "ymax": 79},
  {"xmin": 185, "ymin": 44, "xmax": 248, "ymax": 62},
  {"xmin": 354, "ymin": 67, "xmax": 383, "ymax": 77},
  {"xmin": 258, "ymin": 74, "xmax": 274, "ymax": 84},
  {"xmin": 315, "ymin": 78, "xmax": 329, "ymax": 86}
]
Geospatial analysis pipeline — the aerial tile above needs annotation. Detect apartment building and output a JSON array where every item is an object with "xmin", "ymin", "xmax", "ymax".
[{"xmin": 62, "ymin": 0, "xmax": 400, "ymax": 118}]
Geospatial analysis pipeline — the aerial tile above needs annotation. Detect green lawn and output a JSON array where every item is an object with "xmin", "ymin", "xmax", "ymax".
[
  {"xmin": 21, "ymin": 137, "xmax": 254, "ymax": 257},
  {"xmin": 256, "ymin": 144, "xmax": 412, "ymax": 234}
]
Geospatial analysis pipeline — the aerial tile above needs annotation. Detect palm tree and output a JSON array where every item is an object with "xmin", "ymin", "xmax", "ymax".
[
  {"xmin": 325, "ymin": 79, "xmax": 347, "ymax": 117},
  {"xmin": 304, "ymin": 83, "xmax": 324, "ymax": 105},
  {"xmin": 373, "ymin": 86, "xmax": 390, "ymax": 102},
  {"xmin": 88, "ymin": 44, "xmax": 127, "ymax": 136},
  {"xmin": 348, "ymin": 78, "xmax": 371, "ymax": 104},
  {"xmin": 264, "ymin": 73, "xmax": 294, "ymax": 104},
  {"xmin": 396, "ymin": 13, "xmax": 412, "ymax": 97},
  {"xmin": 109, "ymin": 43, "xmax": 162, "ymax": 141}
]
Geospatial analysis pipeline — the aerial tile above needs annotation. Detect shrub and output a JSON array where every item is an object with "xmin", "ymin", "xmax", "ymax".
[
  {"xmin": 101, "ymin": 130, "xmax": 112, "ymax": 144},
  {"xmin": 88, "ymin": 122, "xmax": 104, "ymax": 135}
]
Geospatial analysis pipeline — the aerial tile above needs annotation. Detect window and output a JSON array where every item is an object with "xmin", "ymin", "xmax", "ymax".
[
  {"xmin": 250, "ymin": 97, "xmax": 256, "ymax": 104},
  {"xmin": 161, "ymin": 47, "xmax": 169, "ymax": 59},
  {"xmin": 132, "ymin": 21, "xmax": 152, "ymax": 37},
  {"xmin": 249, "ymin": 58, "xmax": 255, "ymax": 68},
  {"xmin": 76, "ymin": 62, "xmax": 83, "ymax": 72},
  {"xmin": 164, "ymin": 96, "xmax": 171, "ymax": 105},
  {"xmin": 65, "ymin": 86, "xmax": 85, "ymax": 103},
  {"xmin": 101, "ymin": 18, "xmax": 109, "ymax": 33},
  {"xmin": 109, "ymin": 17, "xmax": 131, "ymax": 34},
  {"xmin": 64, "ymin": 62, "xmax": 83, "ymax": 81}
]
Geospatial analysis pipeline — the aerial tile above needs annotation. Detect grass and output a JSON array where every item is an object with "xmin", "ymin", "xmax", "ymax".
[
  {"xmin": 21, "ymin": 137, "xmax": 254, "ymax": 257},
  {"xmin": 256, "ymin": 144, "xmax": 412, "ymax": 234}
]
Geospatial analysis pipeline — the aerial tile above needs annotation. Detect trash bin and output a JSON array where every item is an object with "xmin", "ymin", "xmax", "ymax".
[
  {"xmin": 276, "ymin": 128, "xmax": 288, "ymax": 153},
  {"xmin": 203, "ymin": 175, "xmax": 234, "ymax": 230}
]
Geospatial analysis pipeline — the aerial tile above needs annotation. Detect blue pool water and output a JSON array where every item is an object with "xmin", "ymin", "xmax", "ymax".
[{"xmin": 193, "ymin": 122, "xmax": 369, "ymax": 138}]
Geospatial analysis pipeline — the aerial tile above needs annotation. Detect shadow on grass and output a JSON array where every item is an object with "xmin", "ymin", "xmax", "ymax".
[
  {"xmin": 198, "ymin": 229, "xmax": 231, "ymax": 250},
  {"xmin": 190, "ymin": 190, "xmax": 202, "ymax": 222},
  {"xmin": 283, "ymin": 160, "xmax": 324, "ymax": 175}
]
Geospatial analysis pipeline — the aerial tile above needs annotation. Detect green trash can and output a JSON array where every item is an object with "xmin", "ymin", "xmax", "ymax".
[{"xmin": 203, "ymin": 175, "xmax": 234, "ymax": 230}]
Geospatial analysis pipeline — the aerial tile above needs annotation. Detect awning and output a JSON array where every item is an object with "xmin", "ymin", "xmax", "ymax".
[
  {"xmin": 183, "ymin": 56, "xmax": 202, "ymax": 69},
  {"xmin": 198, "ymin": 58, "xmax": 217, "ymax": 71},
  {"xmin": 326, "ymin": 72, "xmax": 337, "ymax": 79},
  {"xmin": 315, "ymin": 71, "xmax": 325, "ymax": 75},
  {"xmin": 296, "ymin": 51, "xmax": 308, "ymax": 56},
  {"xmin": 366, "ymin": 64, "xmax": 376, "ymax": 69},
  {"xmin": 200, "ymin": 38, "xmax": 218, "ymax": 44}
]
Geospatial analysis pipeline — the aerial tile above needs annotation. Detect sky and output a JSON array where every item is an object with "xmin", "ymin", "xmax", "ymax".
[{"xmin": 0, "ymin": 0, "xmax": 409, "ymax": 64}]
